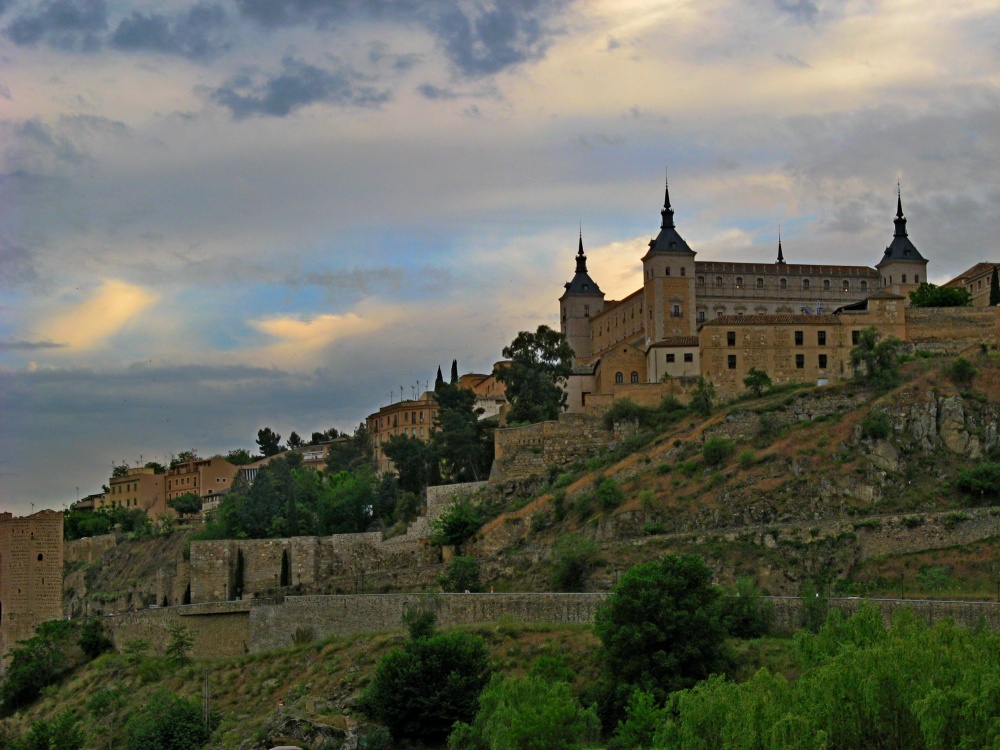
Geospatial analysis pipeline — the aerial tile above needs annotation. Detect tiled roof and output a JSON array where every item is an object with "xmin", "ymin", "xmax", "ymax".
[
  {"xmin": 942, "ymin": 263, "xmax": 999, "ymax": 288},
  {"xmin": 704, "ymin": 314, "xmax": 842, "ymax": 326},
  {"xmin": 695, "ymin": 261, "xmax": 878, "ymax": 277},
  {"xmin": 865, "ymin": 289, "xmax": 906, "ymax": 300},
  {"xmin": 648, "ymin": 336, "xmax": 699, "ymax": 347}
]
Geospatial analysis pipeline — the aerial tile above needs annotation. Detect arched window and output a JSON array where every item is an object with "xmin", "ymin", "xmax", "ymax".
[
  {"xmin": 902, "ymin": 274, "xmax": 907, "ymax": 283},
  {"xmin": 715, "ymin": 276, "xmax": 723, "ymax": 286},
  {"xmin": 615, "ymin": 372, "xmax": 624, "ymax": 384},
  {"xmin": 630, "ymin": 372, "xmax": 639, "ymax": 383},
  {"xmin": 842, "ymin": 280, "xmax": 849, "ymax": 291},
  {"xmin": 697, "ymin": 276, "xmax": 705, "ymax": 285},
  {"xmin": 756, "ymin": 278, "xmax": 764, "ymax": 288},
  {"xmin": 823, "ymin": 279, "xmax": 831, "ymax": 291},
  {"xmin": 860, "ymin": 281, "xmax": 868, "ymax": 291},
  {"xmin": 665, "ymin": 266, "xmax": 671, "ymax": 276},
  {"xmin": 37, "ymin": 553, "xmax": 43, "ymax": 561},
  {"xmin": 780, "ymin": 278, "xmax": 787, "ymax": 289},
  {"xmin": 680, "ymin": 267, "xmax": 686, "ymax": 276},
  {"xmin": 735, "ymin": 277, "xmax": 744, "ymax": 289},
  {"xmin": 803, "ymin": 279, "xmax": 810, "ymax": 290}
]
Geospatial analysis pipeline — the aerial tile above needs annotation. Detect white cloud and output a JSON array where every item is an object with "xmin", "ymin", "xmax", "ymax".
[{"xmin": 35, "ymin": 279, "xmax": 160, "ymax": 351}]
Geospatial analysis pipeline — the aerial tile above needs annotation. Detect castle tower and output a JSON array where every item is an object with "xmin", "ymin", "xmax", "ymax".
[
  {"xmin": 641, "ymin": 175, "xmax": 697, "ymax": 343},
  {"xmin": 875, "ymin": 187, "xmax": 928, "ymax": 300},
  {"xmin": 559, "ymin": 232, "xmax": 605, "ymax": 360}
]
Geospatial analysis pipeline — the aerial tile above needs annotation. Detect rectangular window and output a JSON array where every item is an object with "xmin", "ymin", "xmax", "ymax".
[
  {"xmin": 666, "ymin": 353, "xmax": 675, "ymax": 363},
  {"xmin": 684, "ymin": 353, "xmax": 693, "ymax": 363},
  {"xmin": 819, "ymin": 354, "xmax": 828, "ymax": 368},
  {"xmin": 852, "ymin": 330, "xmax": 860, "ymax": 345},
  {"xmin": 728, "ymin": 355, "xmax": 737, "ymax": 370},
  {"xmin": 697, "ymin": 311, "xmax": 705, "ymax": 323},
  {"xmin": 584, "ymin": 305, "xmax": 590, "ymax": 317},
  {"xmin": 796, "ymin": 354, "xmax": 804, "ymax": 369},
  {"xmin": 727, "ymin": 331, "xmax": 736, "ymax": 346},
  {"xmin": 794, "ymin": 331, "xmax": 803, "ymax": 346},
  {"xmin": 818, "ymin": 331, "xmax": 827, "ymax": 346}
]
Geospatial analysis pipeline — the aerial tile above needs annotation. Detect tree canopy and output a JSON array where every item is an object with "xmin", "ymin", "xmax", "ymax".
[
  {"xmin": 255, "ymin": 427, "xmax": 283, "ymax": 457},
  {"xmin": 908, "ymin": 282, "xmax": 972, "ymax": 307},
  {"xmin": 167, "ymin": 492, "xmax": 202, "ymax": 518},
  {"xmin": 497, "ymin": 325, "xmax": 574, "ymax": 425},
  {"xmin": 850, "ymin": 326, "xmax": 903, "ymax": 391}
]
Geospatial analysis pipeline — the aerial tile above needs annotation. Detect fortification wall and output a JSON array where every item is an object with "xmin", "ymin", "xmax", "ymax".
[
  {"xmin": 64, "ymin": 534, "xmax": 117, "ymax": 565},
  {"xmin": 490, "ymin": 414, "xmax": 614, "ymax": 482},
  {"xmin": 101, "ymin": 593, "xmax": 1000, "ymax": 658},
  {"xmin": 907, "ymin": 306, "xmax": 1000, "ymax": 352}
]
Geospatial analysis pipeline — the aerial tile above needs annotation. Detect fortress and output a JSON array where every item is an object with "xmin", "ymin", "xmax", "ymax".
[{"xmin": 560, "ymin": 181, "xmax": 936, "ymax": 406}]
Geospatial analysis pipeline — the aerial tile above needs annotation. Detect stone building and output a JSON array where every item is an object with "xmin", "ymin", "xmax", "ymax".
[
  {"xmin": 165, "ymin": 456, "xmax": 238, "ymax": 505},
  {"xmin": 98, "ymin": 466, "xmax": 170, "ymax": 517},
  {"xmin": 561, "ymin": 179, "xmax": 928, "ymax": 408},
  {"xmin": 943, "ymin": 262, "xmax": 1000, "ymax": 306},
  {"xmin": 0, "ymin": 510, "xmax": 63, "ymax": 662}
]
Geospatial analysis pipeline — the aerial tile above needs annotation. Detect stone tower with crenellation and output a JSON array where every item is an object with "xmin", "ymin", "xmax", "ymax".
[{"xmin": 0, "ymin": 510, "xmax": 64, "ymax": 667}]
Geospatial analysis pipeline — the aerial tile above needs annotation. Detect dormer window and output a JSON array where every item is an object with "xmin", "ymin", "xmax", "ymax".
[{"xmin": 582, "ymin": 284, "xmax": 589, "ymax": 290}]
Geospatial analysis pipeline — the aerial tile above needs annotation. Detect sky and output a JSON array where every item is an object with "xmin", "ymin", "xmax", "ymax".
[{"xmin": 2, "ymin": 0, "xmax": 1000, "ymax": 513}]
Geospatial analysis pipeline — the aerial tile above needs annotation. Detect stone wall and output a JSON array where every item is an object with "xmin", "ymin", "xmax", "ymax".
[
  {"xmin": 64, "ymin": 534, "xmax": 117, "ymax": 565},
  {"xmin": 907, "ymin": 306, "xmax": 1000, "ymax": 353},
  {"xmin": 101, "ymin": 592, "xmax": 1000, "ymax": 658},
  {"xmin": 490, "ymin": 413, "xmax": 615, "ymax": 482}
]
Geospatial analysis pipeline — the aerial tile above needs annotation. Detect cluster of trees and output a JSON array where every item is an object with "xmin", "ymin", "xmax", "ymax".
[
  {"xmin": 909, "ymin": 282, "xmax": 973, "ymax": 308},
  {"xmin": 63, "ymin": 505, "xmax": 152, "ymax": 542}
]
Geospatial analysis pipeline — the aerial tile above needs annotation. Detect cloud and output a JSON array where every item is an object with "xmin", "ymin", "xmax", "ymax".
[
  {"xmin": 773, "ymin": 0, "xmax": 819, "ymax": 25},
  {"xmin": 36, "ymin": 280, "xmax": 159, "ymax": 351},
  {"xmin": 109, "ymin": 2, "xmax": 230, "ymax": 61},
  {"xmin": 0, "ymin": 243, "xmax": 39, "ymax": 287},
  {"xmin": 211, "ymin": 56, "xmax": 392, "ymax": 119},
  {"xmin": 247, "ymin": 310, "xmax": 393, "ymax": 367},
  {"xmin": 0, "ymin": 339, "xmax": 66, "ymax": 351},
  {"xmin": 0, "ymin": 83, "xmax": 10, "ymax": 100},
  {"xmin": 417, "ymin": 83, "xmax": 460, "ymax": 100},
  {"xmin": 775, "ymin": 52, "xmax": 810, "ymax": 69},
  {"xmin": 4, "ymin": 0, "xmax": 107, "ymax": 52}
]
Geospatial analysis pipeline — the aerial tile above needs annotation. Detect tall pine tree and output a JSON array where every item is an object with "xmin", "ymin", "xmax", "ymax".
[
  {"xmin": 450, "ymin": 359, "xmax": 459, "ymax": 385},
  {"xmin": 435, "ymin": 365, "xmax": 444, "ymax": 391},
  {"xmin": 990, "ymin": 267, "xmax": 1000, "ymax": 306}
]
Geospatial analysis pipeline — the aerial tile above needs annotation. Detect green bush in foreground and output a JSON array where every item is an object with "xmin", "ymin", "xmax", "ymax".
[
  {"xmin": 123, "ymin": 690, "xmax": 216, "ymax": 750},
  {"xmin": 448, "ymin": 675, "xmax": 599, "ymax": 750}
]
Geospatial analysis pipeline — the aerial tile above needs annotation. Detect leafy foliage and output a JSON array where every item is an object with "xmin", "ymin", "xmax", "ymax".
[
  {"xmin": 702, "ymin": 437, "xmax": 735, "ymax": 466},
  {"xmin": 497, "ymin": 325, "xmax": 574, "ymax": 425},
  {"xmin": 601, "ymin": 397, "xmax": 686, "ymax": 431},
  {"xmin": 550, "ymin": 535, "xmax": 599, "ymax": 592},
  {"xmin": 78, "ymin": 617, "xmax": 114, "ymax": 660},
  {"xmin": 594, "ymin": 555, "xmax": 730, "ymax": 724},
  {"xmin": 448, "ymin": 674, "xmax": 599, "ymax": 750},
  {"xmin": 431, "ymin": 383, "xmax": 496, "ymax": 484},
  {"xmin": 164, "ymin": 624, "xmax": 193, "ymax": 666},
  {"xmin": 0, "ymin": 621, "xmax": 79, "ymax": 714},
  {"xmin": 63, "ymin": 505, "xmax": 151, "ymax": 541},
  {"xmin": 224, "ymin": 448, "xmax": 254, "ymax": 466},
  {"xmin": 440, "ymin": 556, "xmax": 483, "ymax": 593},
  {"xmin": 123, "ymin": 690, "xmax": 216, "ymax": 750},
  {"xmin": 689, "ymin": 378, "xmax": 715, "ymax": 417},
  {"xmin": 255, "ymin": 427, "xmax": 283, "ymax": 457},
  {"xmin": 956, "ymin": 462, "xmax": 1000, "ymax": 503},
  {"xmin": 850, "ymin": 326, "xmax": 903, "ymax": 391},
  {"xmin": 946, "ymin": 356, "xmax": 979, "ymax": 386},
  {"xmin": 743, "ymin": 368, "xmax": 772, "ymax": 397},
  {"xmin": 8, "ymin": 710, "xmax": 85, "ymax": 750},
  {"xmin": 859, "ymin": 408, "xmax": 892, "ymax": 439},
  {"xmin": 430, "ymin": 497, "xmax": 483, "ymax": 547},
  {"xmin": 909, "ymin": 282, "xmax": 973, "ymax": 307},
  {"xmin": 360, "ymin": 630, "xmax": 492, "ymax": 743},
  {"xmin": 167, "ymin": 491, "xmax": 202, "ymax": 517},
  {"xmin": 719, "ymin": 577, "xmax": 773, "ymax": 638}
]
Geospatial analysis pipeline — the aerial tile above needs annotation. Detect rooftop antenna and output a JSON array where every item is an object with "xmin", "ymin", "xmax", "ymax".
[{"xmin": 400, "ymin": 385, "xmax": 404, "ymax": 402}]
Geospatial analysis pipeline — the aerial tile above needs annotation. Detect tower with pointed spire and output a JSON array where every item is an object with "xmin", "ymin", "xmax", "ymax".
[
  {"xmin": 559, "ymin": 230, "xmax": 605, "ymax": 359},
  {"xmin": 640, "ymin": 173, "xmax": 697, "ymax": 342},
  {"xmin": 875, "ymin": 186, "xmax": 928, "ymax": 300}
]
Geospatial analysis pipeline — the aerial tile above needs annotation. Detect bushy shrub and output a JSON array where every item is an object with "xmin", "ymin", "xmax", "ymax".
[
  {"xmin": 702, "ymin": 438, "xmax": 735, "ymax": 466},
  {"xmin": 440, "ymin": 556, "xmax": 483, "ymax": 593},
  {"xmin": 956, "ymin": 462, "xmax": 1000, "ymax": 503},
  {"xmin": 123, "ymin": 690, "xmax": 217, "ymax": 750},
  {"xmin": 737, "ymin": 449, "xmax": 757, "ymax": 469},
  {"xmin": 430, "ymin": 497, "xmax": 484, "ymax": 547},
  {"xmin": 859, "ymin": 409, "xmax": 891, "ymax": 440},
  {"xmin": 719, "ymin": 577, "xmax": 773, "ymax": 638},
  {"xmin": 947, "ymin": 357, "xmax": 979, "ymax": 385},
  {"xmin": 550, "ymin": 535, "xmax": 599, "ymax": 592},
  {"xmin": 596, "ymin": 477, "xmax": 625, "ymax": 511}
]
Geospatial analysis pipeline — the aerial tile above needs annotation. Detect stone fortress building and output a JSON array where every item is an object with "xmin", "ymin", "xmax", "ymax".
[
  {"xmin": 0, "ymin": 511, "xmax": 63, "ymax": 663},
  {"xmin": 561, "ymin": 179, "xmax": 931, "ymax": 405}
]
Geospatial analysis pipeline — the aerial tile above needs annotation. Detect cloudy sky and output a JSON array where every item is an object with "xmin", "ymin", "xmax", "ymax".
[{"xmin": 2, "ymin": 0, "xmax": 999, "ymax": 513}]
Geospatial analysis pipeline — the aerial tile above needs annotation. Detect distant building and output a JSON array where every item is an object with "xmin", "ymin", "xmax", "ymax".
[
  {"xmin": 165, "ymin": 457, "xmax": 238, "ymax": 507},
  {"xmin": 0, "ymin": 510, "xmax": 63, "ymax": 663},
  {"xmin": 943, "ymin": 262, "xmax": 1000, "ymax": 306},
  {"xmin": 98, "ymin": 466, "xmax": 170, "ymax": 518}
]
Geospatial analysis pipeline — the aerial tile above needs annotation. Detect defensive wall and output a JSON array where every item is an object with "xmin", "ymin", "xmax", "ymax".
[
  {"xmin": 907, "ymin": 306, "xmax": 1000, "ymax": 353},
  {"xmin": 100, "ymin": 593, "xmax": 1000, "ymax": 658},
  {"xmin": 490, "ymin": 413, "xmax": 627, "ymax": 483},
  {"xmin": 190, "ymin": 482, "xmax": 488, "ymax": 604},
  {"xmin": 64, "ymin": 533, "xmax": 117, "ymax": 565}
]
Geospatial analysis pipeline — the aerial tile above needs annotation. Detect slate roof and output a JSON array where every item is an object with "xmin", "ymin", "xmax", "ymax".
[
  {"xmin": 648, "ymin": 336, "xmax": 700, "ymax": 347},
  {"xmin": 561, "ymin": 234, "xmax": 604, "ymax": 297},
  {"xmin": 943, "ymin": 262, "xmax": 999, "ymax": 289},
  {"xmin": 643, "ymin": 177, "xmax": 694, "ymax": 256},
  {"xmin": 876, "ymin": 190, "xmax": 926, "ymax": 268}
]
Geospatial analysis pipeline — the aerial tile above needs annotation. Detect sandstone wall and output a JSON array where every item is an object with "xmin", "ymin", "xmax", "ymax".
[
  {"xmin": 490, "ymin": 414, "xmax": 615, "ymax": 482},
  {"xmin": 64, "ymin": 534, "xmax": 117, "ymax": 565},
  {"xmin": 769, "ymin": 596, "xmax": 1000, "ymax": 632},
  {"xmin": 104, "ymin": 600, "xmax": 252, "ymax": 657},
  {"xmin": 907, "ymin": 306, "xmax": 1000, "ymax": 353}
]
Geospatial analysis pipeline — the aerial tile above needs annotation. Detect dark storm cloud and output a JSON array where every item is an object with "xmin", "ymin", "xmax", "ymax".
[
  {"xmin": 0, "ymin": 339, "xmax": 66, "ymax": 351},
  {"xmin": 4, "ymin": 0, "xmax": 107, "ymax": 51},
  {"xmin": 110, "ymin": 2, "xmax": 230, "ymax": 61},
  {"xmin": 0, "ymin": 0, "xmax": 14, "ymax": 17},
  {"xmin": 211, "ymin": 56, "xmax": 392, "ymax": 118},
  {"xmin": 235, "ymin": 0, "xmax": 569, "ymax": 78}
]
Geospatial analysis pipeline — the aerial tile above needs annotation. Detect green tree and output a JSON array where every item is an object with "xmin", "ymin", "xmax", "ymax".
[
  {"xmin": 435, "ymin": 365, "xmax": 445, "ymax": 391},
  {"xmin": 451, "ymin": 359, "xmax": 460, "ymax": 385},
  {"xmin": 287, "ymin": 431, "xmax": 304, "ymax": 449},
  {"xmin": 909, "ymin": 282, "xmax": 973, "ymax": 307},
  {"xmin": 381, "ymin": 434, "xmax": 434, "ymax": 495},
  {"xmin": 255, "ymin": 427, "xmax": 283, "ymax": 457},
  {"xmin": 164, "ymin": 624, "xmax": 193, "ymax": 666},
  {"xmin": 719, "ymin": 577, "xmax": 773, "ymax": 638},
  {"xmin": 497, "ymin": 325, "xmax": 574, "ymax": 425},
  {"xmin": 430, "ymin": 497, "xmax": 483, "ymax": 548},
  {"xmin": 144, "ymin": 461, "xmax": 166, "ymax": 474},
  {"xmin": 850, "ymin": 326, "xmax": 903, "ymax": 391},
  {"xmin": 448, "ymin": 675, "xmax": 599, "ymax": 750},
  {"xmin": 689, "ymin": 378, "xmax": 715, "ymax": 417},
  {"xmin": 440, "ymin": 556, "xmax": 482, "ymax": 593},
  {"xmin": 15, "ymin": 710, "xmax": 85, "ymax": 750},
  {"xmin": 743, "ymin": 368, "xmax": 771, "ymax": 397},
  {"xmin": 167, "ymin": 492, "xmax": 202, "ymax": 518},
  {"xmin": 323, "ymin": 423, "xmax": 375, "ymax": 474},
  {"xmin": 946, "ymin": 356, "xmax": 978, "ymax": 386},
  {"xmin": 111, "ymin": 464, "xmax": 129, "ymax": 478},
  {"xmin": 0, "ymin": 621, "xmax": 77, "ymax": 714},
  {"xmin": 594, "ymin": 555, "xmax": 730, "ymax": 723},
  {"xmin": 169, "ymin": 450, "xmax": 200, "ymax": 469},
  {"xmin": 433, "ymin": 383, "xmax": 496, "ymax": 483},
  {"xmin": 991, "ymin": 267, "xmax": 1000, "ymax": 306},
  {"xmin": 224, "ymin": 448, "xmax": 254, "ymax": 466},
  {"xmin": 88, "ymin": 686, "xmax": 127, "ymax": 750},
  {"xmin": 78, "ymin": 617, "xmax": 114, "ymax": 660},
  {"xmin": 123, "ymin": 690, "xmax": 216, "ymax": 750},
  {"xmin": 360, "ymin": 630, "xmax": 492, "ymax": 744},
  {"xmin": 550, "ymin": 535, "xmax": 599, "ymax": 592}
]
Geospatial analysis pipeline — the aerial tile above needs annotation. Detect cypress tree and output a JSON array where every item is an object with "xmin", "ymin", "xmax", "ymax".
[
  {"xmin": 280, "ymin": 549, "xmax": 291, "ymax": 587},
  {"xmin": 435, "ymin": 366, "xmax": 444, "ymax": 391},
  {"xmin": 450, "ymin": 359, "xmax": 459, "ymax": 385},
  {"xmin": 990, "ymin": 267, "xmax": 1000, "ymax": 306}
]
